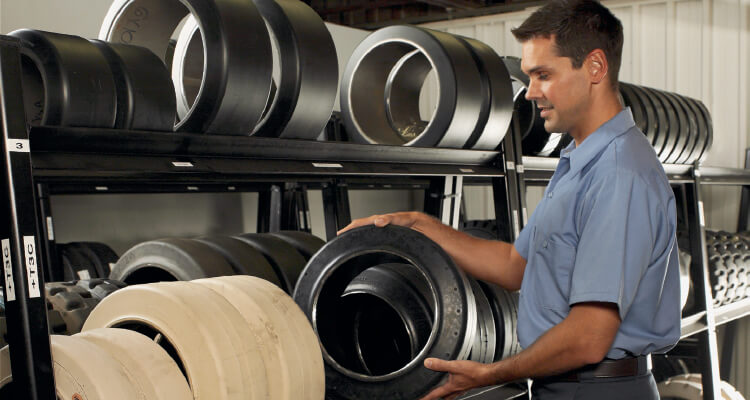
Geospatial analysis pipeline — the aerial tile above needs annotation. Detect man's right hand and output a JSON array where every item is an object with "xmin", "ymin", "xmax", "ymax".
[{"xmin": 337, "ymin": 211, "xmax": 426, "ymax": 235}]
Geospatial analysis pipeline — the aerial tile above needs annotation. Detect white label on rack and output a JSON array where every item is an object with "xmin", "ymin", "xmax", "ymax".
[
  {"xmin": 23, "ymin": 236, "xmax": 40, "ymax": 298},
  {"xmin": 459, "ymin": 168, "xmax": 474, "ymax": 173},
  {"xmin": 3, "ymin": 239, "xmax": 16, "ymax": 302},
  {"xmin": 95, "ymin": 186, "xmax": 109, "ymax": 191},
  {"xmin": 187, "ymin": 186, "xmax": 199, "ymax": 191},
  {"xmin": 7, "ymin": 139, "xmax": 29, "ymax": 153},
  {"xmin": 517, "ymin": 165, "xmax": 525, "ymax": 173},
  {"xmin": 46, "ymin": 217, "xmax": 54, "ymax": 241},
  {"xmin": 77, "ymin": 269, "xmax": 91, "ymax": 280},
  {"xmin": 698, "ymin": 201, "xmax": 705, "ymax": 227},
  {"xmin": 506, "ymin": 161, "xmax": 515, "ymax": 170},
  {"xmin": 312, "ymin": 163, "xmax": 343, "ymax": 168},
  {"xmin": 513, "ymin": 210, "xmax": 520, "ymax": 238},
  {"xmin": 172, "ymin": 161, "xmax": 194, "ymax": 167},
  {"xmin": 227, "ymin": 186, "xmax": 236, "ymax": 191},
  {"xmin": 522, "ymin": 207, "xmax": 528, "ymax": 225}
]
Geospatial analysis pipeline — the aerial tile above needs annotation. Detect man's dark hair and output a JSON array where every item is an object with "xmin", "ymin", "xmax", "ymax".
[{"xmin": 511, "ymin": 0, "xmax": 623, "ymax": 90}]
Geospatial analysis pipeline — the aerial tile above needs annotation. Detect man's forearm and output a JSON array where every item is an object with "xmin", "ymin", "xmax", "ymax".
[
  {"xmin": 411, "ymin": 213, "xmax": 524, "ymax": 290},
  {"xmin": 484, "ymin": 303, "xmax": 620, "ymax": 383}
]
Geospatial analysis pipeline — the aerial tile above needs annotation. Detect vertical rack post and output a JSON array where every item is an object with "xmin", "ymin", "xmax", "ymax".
[
  {"xmin": 257, "ymin": 184, "xmax": 282, "ymax": 233},
  {"xmin": 0, "ymin": 35, "xmax": 56, "ymax": 400},
  {"xmin": 322, "ymin": 179, "xmax": 351, "ymax": 241},
  {"xmin": 35, "ymin": 183, "xmax": 58, "ymax": 282},
  {"xmin": 686, "ymin": 165, "xmax": 721, "ymax": 400},
  {"xmin": 493, "ymin": 121, "xmax": 523, "ymax": 242}
]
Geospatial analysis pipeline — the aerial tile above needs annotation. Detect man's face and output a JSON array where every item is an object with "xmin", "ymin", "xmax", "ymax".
[{"xmin": 521, "ymin": 36, "xmax": 590, "ymax": 135}]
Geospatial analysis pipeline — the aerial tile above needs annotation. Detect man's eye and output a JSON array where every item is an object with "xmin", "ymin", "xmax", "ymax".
[{"xmin": 538, "ymin": 73, "xmax": 549, "ymax": 80}]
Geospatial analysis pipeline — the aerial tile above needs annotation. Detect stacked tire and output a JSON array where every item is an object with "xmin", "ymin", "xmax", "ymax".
[
  {"xmin": 705, "ymin": 230, "xmax": 750, "ymax": 307},
  {"xmin": 340, "ymin": 25, "xmax": 514, "ymax": 149},
  {"xmin": 110, "ymin": 231, "xmax": 324, "ymax": 294},
  {"xmin": 293, "ymin": 225, "xmax": 521, "ymax": 399},
  {"xmin": 1, "ymin": 276, "xmax": 324, "ymax": 400},
  {"xmin": 657, "ymin": 373, "xmax": 745, "ymax": 400},
  {"xmin": 58, "ymin": 242, "xmax": 119, "ymax": 281}
]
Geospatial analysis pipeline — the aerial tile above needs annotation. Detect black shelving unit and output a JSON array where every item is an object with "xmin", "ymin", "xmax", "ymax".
[
  {"xmin": 0, "ymin": 36, "xmax": 523, "ymax": 399},
  {"xmin": 521, "ymin": 155, "xmax": 750, "ymax": 399}
]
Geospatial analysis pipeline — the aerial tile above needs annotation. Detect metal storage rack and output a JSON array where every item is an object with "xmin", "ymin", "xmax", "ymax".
[{"xmin": 0, "ymin": 36, "xmax": 526, "ymax": 399}]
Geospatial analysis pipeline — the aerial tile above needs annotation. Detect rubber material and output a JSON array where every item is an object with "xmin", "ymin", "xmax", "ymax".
[
  {"xmin": 501, "ymin": 56, "xmax": 543, "ymax": 142},
  {"xmin": 89, "ymin": 40, "xmax": 176, "ymax": 131},
  {"xmin": 9, "ymin": 29, "xmax": 117, "ymax": 128},
  {"xmin": 53, "ymin": 334, "xmax": 145, "ymax": 399},
  {"xmin": 269, "ymin": 230, "xmax": 327, "ymax": 261},
  {"xmin": 468, "ymin": 277, "xmax": 497, "ymax": 364},
  {"xmin": 100, "ymin": 0, "xmax": 273, "ymax": 134},
  {"xmin": 45, "ymin": 281, "xmax": 106, "ymax": 335},
  {"xmin": 234, "ymin": 233, "xmax": 307, "ymax": 293},
  {"xmin": 342, "ymin": 263, "xmax": 435, "ymax": 375},
  {"xmin": 454, "ymin": 37, "xmax": 513, "ymax": 150},
  {"xmin": 83, "ymin": 280, "xmax": 270, "ymax": 400},
  {"xmin": 193, "ymin": 236, "xmax": 282, "ymax": 287},
  {"xmin": 669, "ymin": 92, "xmax": 698, "ymax": 164},
  {"xmin": 341, "ymin": 25, "xmax": 483, "ymax": 148},
  {"xmin": 294, "ymin": 225, "xmax": 475, "ymax": 399},
  {"xmin": 60, "ymin": 244, "xmax": 99, "ymax": 280},
  {"xmin": 64, "ymin": 242, "xmax": 119, "ymax": 279},
  {"xmin": 110, "ymin": 238, "xmax": 235, "ymax": 284},
  {"xmin": 195, "ymin": 276, "xmax": 325, "ymax": 400},
  {"xmin": 629, "ymin": 84, "xmax": 664, "ymax": 160},
  {"xmin": 77, "ymin": 328, "xmax": 193, "ymax": 400}
]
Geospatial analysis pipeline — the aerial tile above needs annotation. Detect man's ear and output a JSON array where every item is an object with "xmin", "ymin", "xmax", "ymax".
[{"xmin": 586, "ymin": 49, "xmax": 608, "ymax": 84}]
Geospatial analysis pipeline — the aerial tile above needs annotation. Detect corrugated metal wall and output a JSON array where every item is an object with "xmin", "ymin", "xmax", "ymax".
[{"xmin": 422, "ymin": 0, "xmax": 750, "ymax": 394}]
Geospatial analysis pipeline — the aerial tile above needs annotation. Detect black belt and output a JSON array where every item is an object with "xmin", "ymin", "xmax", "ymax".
[{"xmin": 540, "ymin": 355, "xmax": 651, "ymax": 383}]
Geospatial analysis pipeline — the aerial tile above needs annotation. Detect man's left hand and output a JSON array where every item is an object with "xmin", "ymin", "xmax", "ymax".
[{"xmin": 419, "ymin": 358, "xmax": 494, "ymax": 400}]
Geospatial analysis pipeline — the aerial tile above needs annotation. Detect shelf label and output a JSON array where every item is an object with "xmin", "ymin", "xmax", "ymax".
[
  {"xmin": 506, "ymin": 161, "xmax": 515, "ymax": 170},
  {"xmin": 312, "ymin": 163, "xmax": 343, "ymax": 168},
  {"xmin": 23, "ymin": 236, "xmax": 40, "ymax": 298},
  {"xmin": 172, "ymin": 161, "xmax": 194, "ymax": 167},
  {"xmin": 513, "ymin": 210, "xmax": 520, "ymax": 239},
  {"xmin": 2, "ymin": 239, "xmax": 16, "ymax": 302},
  {"xmin": 459, "ymin": 168, "xmax": 475, "ymax": 173},
  {"xmin": 6, "ymin": 139, "xmax": 29, "ymax": 153},
  {"xmin": 187, "ymin": 186, "xmax": 199, "ymax": 191},
  {"xmin": 522, "ymin": 207, "xmax": 528, "ymax": 225},
  {"xmin": 95, "ymin": 186, "xmax": 109, "ymax": 191},
  {"xmin": 698, "ymin": 201, "xmax": 705, "ymax": 227},
  {"xmin": 517, "ymin": 165, "xmax": 525, "ymax": 173},
  {"xmin": 46, "ymin": 217, "xmax": 54, "ymax": 241},
  {"xmin": 77, "ymin": 269, "xmax": 91, "ymax": 280}
]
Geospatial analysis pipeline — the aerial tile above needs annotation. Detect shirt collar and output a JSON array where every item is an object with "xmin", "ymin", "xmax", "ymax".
[{"xmin": 559, "ymin": 107, "xmax": 636, "ymax": 176}]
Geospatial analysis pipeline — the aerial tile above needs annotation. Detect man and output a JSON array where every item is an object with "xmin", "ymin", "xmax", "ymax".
[{"xmin": 340, "ymin": 0, "xmax": 681, "ymax": 398}]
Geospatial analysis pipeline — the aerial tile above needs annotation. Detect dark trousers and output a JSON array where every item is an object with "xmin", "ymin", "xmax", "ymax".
[{"xmin": 531, "ymin": 372, "xmax": 659, "ymax": 400}]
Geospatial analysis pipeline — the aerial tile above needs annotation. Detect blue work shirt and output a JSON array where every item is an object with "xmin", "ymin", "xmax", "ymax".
[{"xmin": 513, "ymin": 108, "xmax": 681, "ymax": 359}]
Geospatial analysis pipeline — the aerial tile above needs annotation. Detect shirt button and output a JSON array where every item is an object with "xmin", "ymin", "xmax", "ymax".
[
  {"xmin": 547, "ymin": 192, "xmax": 553, "ymax": 198},
  {"xmin": 542, "ymin": 241, "xmax": 548, "ymax": 248}
]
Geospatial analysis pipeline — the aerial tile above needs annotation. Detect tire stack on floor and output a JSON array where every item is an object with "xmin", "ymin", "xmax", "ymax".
[
  {"xmin": 657, "ymin": 373, "xmax": 745, "ymax": 400},
  {"xmin": 0, "ymin": 275, "xmax": 325, "ymax": 400},
  {"xmin": 0, "ymin": 279, "xmax": 125, "ymax": 348},
  {"xmin": 110, "ymin": 231, "xmax": 324, "ymax": 294},
  {"xmin": 340, "ymin": 25, "xmax": 515, "ymax": 150},
  {"xmin": 293, "ymin": 225, "xmax": 524, "ymax": 400},
  {"xmin": 705, "ymin": 230, "xmax": 750, "ymax": 307}
]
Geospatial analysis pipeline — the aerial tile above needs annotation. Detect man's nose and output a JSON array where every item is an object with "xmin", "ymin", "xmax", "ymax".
[{"xmin": 525, "ymin": 80, "xmax": 540, "ymax": 101}]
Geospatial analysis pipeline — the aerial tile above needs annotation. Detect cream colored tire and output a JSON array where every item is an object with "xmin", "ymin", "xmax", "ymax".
[
  {"xmin": 52, "ymin": 334, "xmax": 144, "ymax": 399},
  {"xmin": 76, "ymin": 328, "xmax": 192, "ymax": 400},
  {"xmin": 195, "ymin": 276, "xmax": 324, "ymax": 399},
  {"xmin": 657, "ymin": 373, "xmax": 746, "ymax": 400},
  {"xmin": 0, "ymin": 346, "xmax": 10, "ymax": 390},
  {"xmin": 82, "ymin": 281, "xmax": 269, "ymax": 400}
]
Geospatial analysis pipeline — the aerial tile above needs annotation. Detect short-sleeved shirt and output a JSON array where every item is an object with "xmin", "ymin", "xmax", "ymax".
[{"xmin": 513, "ymin": 108, "xmax": 681, "ymax": 359}]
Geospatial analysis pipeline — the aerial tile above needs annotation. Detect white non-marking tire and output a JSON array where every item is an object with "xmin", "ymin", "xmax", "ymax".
[
  {"xmin": 0, "ymin": 346, "xmax": 10, "ymax": 391},
  {"xmin": 195, "ymin": 275, "xmax": 325, "ymax": 400},
  {"xmin": 52, "ymin": 334, "xmax": 145, "ymax": 399},
  {"xmin": 658, "ymin": 373, "xmax": 746, "ymax": 400},
  {"xmin": 76, "ymin": 328, "xmax": 192, "ymax": 400},
  {"xmin": 82, "ymin": 281, "xmax": 269, "ymax": 400}
]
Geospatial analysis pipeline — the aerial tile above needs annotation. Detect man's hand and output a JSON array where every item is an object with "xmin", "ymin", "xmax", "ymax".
[
  {"xmin": 337, "ymin": 211, "xmax": 424, "ymax": 235},
  {"xmin": 419, "ymin": 358, "xmax": 494, "ymax": 400}
]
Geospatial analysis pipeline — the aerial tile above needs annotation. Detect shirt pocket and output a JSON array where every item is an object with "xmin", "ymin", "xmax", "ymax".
[{"xmin": 532, "ymin": 236, "xmax": 577, "ymax": 314}]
